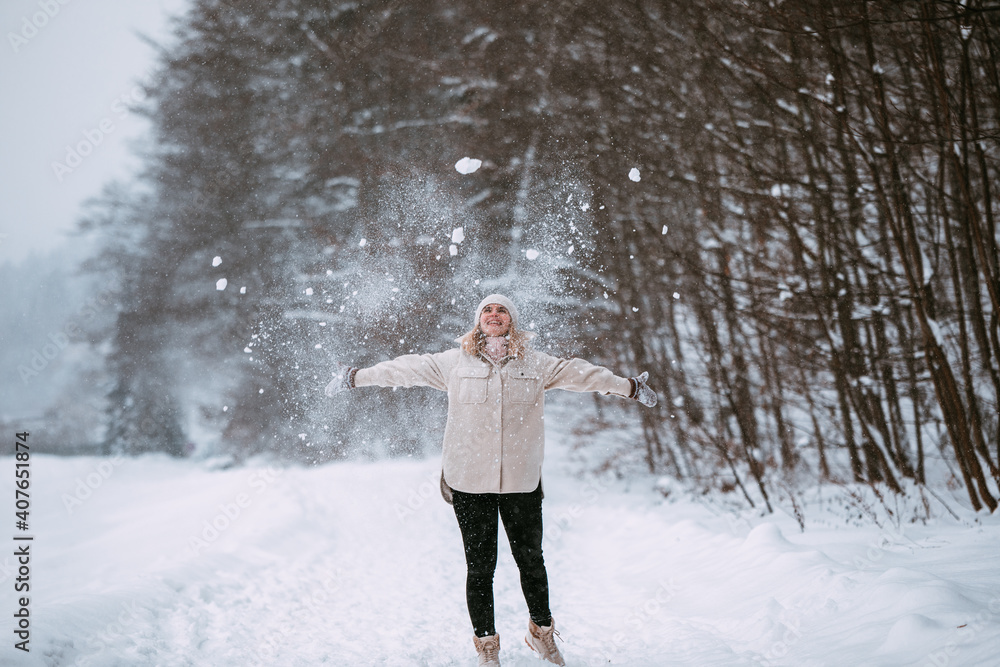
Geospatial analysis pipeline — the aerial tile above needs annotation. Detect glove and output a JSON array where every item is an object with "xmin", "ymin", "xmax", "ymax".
[
  {"xmin": 325, "ymin": 362, "xmax": 358, "ymax": 397},
  {"xmin": 629, "ymin": 371, "xmax": 657, "ymax": 407}
]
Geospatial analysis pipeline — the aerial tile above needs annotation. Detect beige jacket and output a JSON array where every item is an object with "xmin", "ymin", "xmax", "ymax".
[{"xmin": 354, "ymin": 347, "xmax": 632, "ymax": 494}]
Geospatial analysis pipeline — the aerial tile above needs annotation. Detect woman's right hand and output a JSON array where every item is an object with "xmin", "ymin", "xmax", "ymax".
[{"xmin": 325, "ymin": 362, "xmax": 358, "ymax": 397}]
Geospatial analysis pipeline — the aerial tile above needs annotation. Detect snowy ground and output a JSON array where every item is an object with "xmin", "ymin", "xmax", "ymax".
[{"xmin": 2, "ymin": 413, "xmax": 1000, "ymax": 666}]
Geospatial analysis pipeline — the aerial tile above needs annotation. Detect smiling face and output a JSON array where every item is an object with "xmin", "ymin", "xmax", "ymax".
[{"xmin": 479, "ymin": 303, "xmax": 512, "ymax": 337}]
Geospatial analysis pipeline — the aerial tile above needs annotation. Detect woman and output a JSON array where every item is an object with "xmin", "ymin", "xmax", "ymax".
[{"xmin": 326, "ymin": 294, "xmax": 656, "ymax": 666}]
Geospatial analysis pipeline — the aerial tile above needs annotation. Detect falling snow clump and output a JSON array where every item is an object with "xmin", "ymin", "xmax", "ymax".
[{"xmin": 455, "ymin": 157, "xmax": 482, "ymax": 174}]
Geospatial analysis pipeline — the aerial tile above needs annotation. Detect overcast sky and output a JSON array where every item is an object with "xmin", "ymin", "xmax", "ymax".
[{"xmin": 0, "ymin": 0, "xmax": 190, "ymax": 267}]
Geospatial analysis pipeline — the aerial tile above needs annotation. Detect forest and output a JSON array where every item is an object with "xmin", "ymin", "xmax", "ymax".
[{"xmin": 59, "ymin": 0, "xmax": 1000, "ymax": 516}]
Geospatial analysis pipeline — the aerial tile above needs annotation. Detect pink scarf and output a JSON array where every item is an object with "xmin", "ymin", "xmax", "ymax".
[{"xmin": 484, "ymin": 336, "xmax": 509, "ymax": 364}]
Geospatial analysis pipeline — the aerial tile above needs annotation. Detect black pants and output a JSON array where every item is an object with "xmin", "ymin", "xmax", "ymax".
[{"xmin": 452, "ymin": 484, "xmax": 552, "ymax": 637}]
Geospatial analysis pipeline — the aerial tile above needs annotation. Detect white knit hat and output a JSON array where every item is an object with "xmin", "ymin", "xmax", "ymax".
[{"xmin": 474, "ymin": 294, "xmax": 518, "ymax": 329}]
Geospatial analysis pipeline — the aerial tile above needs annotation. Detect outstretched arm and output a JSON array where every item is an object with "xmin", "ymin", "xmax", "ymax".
[
  {"xmin": 326, "ymin": 350, "xmax": 454, "ymax": 396},
  {"xmin": 542, "ymin": 355, "xmax": 657, "ymax": 407}
]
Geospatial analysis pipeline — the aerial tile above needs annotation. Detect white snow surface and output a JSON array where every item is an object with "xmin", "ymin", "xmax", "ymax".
[{"xmin": 3, "ymin": 427, "xmax": 1000, "ymax": 666}]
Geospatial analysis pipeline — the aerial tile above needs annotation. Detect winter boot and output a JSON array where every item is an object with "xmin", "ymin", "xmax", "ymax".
[
  {"xmin": 473, "ymin": 632, "xmax": 501, "ymax": 667},
  {"xmin": 525, "ymin": 618, "xmax": 565, "ymax": 665}
]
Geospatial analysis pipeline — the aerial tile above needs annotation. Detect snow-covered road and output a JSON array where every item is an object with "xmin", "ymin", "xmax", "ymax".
[{"xmin": 2, "ymin": 432, "xmax": 999, "ymax": 666}]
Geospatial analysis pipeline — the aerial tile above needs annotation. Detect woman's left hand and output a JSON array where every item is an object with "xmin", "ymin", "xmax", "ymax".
[{"xmin": 630, "ymin": 372, "xmax": 657, "ymax": 407}]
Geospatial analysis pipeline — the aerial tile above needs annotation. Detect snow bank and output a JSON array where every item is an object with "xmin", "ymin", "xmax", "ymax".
[{"xmin": 1, "ymin": 434, "xmax": 998, "ymax": 665}]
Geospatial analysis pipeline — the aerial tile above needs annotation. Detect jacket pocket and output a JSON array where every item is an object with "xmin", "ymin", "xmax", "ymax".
[
  {"xmin": 457, "ymin": 367, "xmax": 490, "ymax": 404},
  {"xmin": 509, "ymin": 374, "xmax": 541, "ymax": 403}
]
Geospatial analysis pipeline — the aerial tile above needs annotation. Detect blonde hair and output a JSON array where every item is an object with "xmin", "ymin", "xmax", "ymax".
[{"xmin": 459, "ymin": 325, "xmax": 531, "ymax": 359}]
